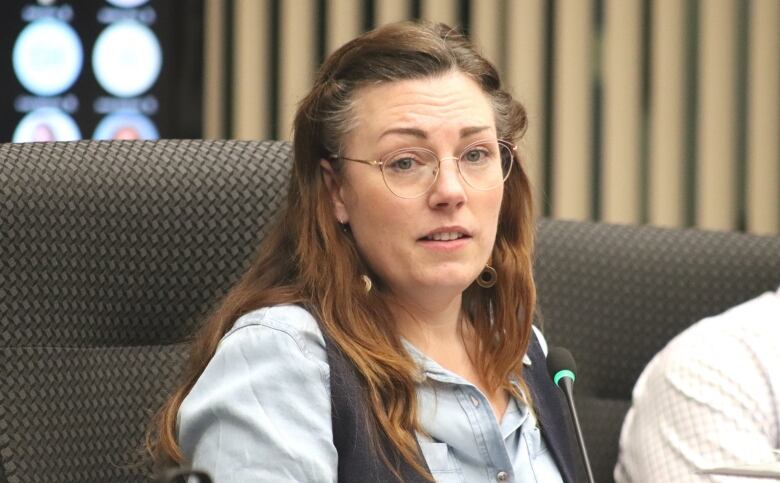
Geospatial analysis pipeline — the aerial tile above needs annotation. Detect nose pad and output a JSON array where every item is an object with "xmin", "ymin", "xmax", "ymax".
[
  {"xmin": 437, "ymin": 157, "xmax": 464, "ymax": 183},
  {"xmin": 429, "ymin": 156, "xmax": 467, "ymax": 201}
]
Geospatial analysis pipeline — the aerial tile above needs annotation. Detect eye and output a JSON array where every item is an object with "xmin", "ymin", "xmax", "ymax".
[
  {"xmin": 463, "ymin": 147, "xmax": 490, "ymax": 164},
  {"xmin": 389, "ymin": 157, "xmax": 415, "ymax": 170},
  {"xmin": 385, "ymin": 152, "xmax": 428, "ymax": 173}
]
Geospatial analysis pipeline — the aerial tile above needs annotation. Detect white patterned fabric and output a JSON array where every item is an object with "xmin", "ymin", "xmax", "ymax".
[{"xmin": 615, "ymin": 287, "xmax": 780, "ymax": 482}]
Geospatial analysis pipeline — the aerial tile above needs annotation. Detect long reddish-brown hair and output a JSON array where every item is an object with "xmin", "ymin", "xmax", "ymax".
[{"xmin": 147, "ymin": 21, "xmax": 535, "ymax": 481}]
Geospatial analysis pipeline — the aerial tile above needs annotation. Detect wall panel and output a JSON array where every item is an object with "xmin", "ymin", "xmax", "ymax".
[
  {"xmin": 746, "ymin": 0, "xmax": 780, "ymax": 234},
  {"xmin": 648, "ymin": 0, "xmax": 687, "ymax": 227},
  {"xmin": 204, "ymin": 0, "xmax": 779, "ymax": 235},
  {"xmin": 602, "ymin": 0, "xmax": 642, "ymax": 224},
  {"xmin": 696, "ymin": 0, "xmax": 739, "ymax": 230},
  {"xmin": 552, "ymin": 0, "xmax": 594, "ymax": 220}
]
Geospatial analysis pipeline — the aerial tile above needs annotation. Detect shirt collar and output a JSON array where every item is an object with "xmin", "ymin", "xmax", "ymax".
[{"xmin": 401, "ymin": 338, "xmax": 533, "ymax": 382}]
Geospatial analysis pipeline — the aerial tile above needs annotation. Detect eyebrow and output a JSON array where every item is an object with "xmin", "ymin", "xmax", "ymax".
[{"xmin": 378, "ymin": 125, "xmax": 492, "ymax": 140}]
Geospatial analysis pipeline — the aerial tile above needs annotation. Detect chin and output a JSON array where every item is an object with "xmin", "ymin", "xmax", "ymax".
[{"xmin": 417, "ymin": 270, "xmax": 481, "ymax": 292}]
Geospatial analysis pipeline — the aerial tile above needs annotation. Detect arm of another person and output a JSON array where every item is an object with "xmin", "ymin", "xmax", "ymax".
[
  {"xmin": 177, "ymin": 305, "xmax": 337, "ymax": 483},
  {"xmin": 615, "ymin": 292, "xmax": 780, "ymax": 483}
]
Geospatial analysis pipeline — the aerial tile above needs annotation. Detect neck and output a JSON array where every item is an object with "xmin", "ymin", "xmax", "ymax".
[{"xmin": 391, "ymin": 291, "xmax": 464, "ymax": 352}]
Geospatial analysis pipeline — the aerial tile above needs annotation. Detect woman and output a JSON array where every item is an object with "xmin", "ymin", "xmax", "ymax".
[{"xmin": 148, "ymin": 21, "xmax": 576, "ymax": 483}]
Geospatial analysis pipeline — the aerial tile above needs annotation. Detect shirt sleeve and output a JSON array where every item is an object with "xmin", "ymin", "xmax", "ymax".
[
  {"xmin": 615, "ymin": 293, "xmax": 780, "ymax": 483},
  {"xmin": 177, "ymin": 306, "xmax": 337, "ymax": 483}
]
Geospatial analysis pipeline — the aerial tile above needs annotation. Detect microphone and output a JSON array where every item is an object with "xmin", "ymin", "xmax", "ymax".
[
  {"xmin": 547, "ymin": 346, "xmax": 595, "ymax": 483},
  {"xmin": 154, "ymin": 467, "xmax": 213, "ymax": 483}
]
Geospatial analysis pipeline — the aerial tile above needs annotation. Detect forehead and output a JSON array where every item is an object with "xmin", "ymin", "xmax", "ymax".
[{"xmin": 348, "ymin": 71, "xmax": 496, "ymax": 143}]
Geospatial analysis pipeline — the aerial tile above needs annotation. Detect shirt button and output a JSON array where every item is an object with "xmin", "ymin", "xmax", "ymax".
[
  {"xmin": 470, "ymin": 395, "xmax": 480, "ymax": 407},
  {"xmin": 496, "ymin": 471, "xmax": 509, "ymax": 481}
]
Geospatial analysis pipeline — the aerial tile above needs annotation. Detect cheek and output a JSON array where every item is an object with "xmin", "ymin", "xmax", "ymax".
[
  {"xmin": 345, "ymin": 191, "xmax": 413, "ymax": 268},
  {"xmin": 485, "ymin": 190, "xmax": 505, "ymax": 226}
]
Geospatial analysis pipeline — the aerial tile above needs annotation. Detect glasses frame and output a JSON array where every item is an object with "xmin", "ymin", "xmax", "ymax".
[{"xmin": 328, "ymin": 138, "xmax": 517, "ymax": 199}]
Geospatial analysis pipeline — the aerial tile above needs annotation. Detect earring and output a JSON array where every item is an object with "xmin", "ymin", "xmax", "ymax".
[
  {"xmin": 361, "ymin": 274, "xmax": 373, "ymax": 293},
  {"xmin": 336, "ymin": 216, "xmax": 348, "ymax": 232},
  {"xmin": 477, "ymin": 264, "xmax": 497, "ymax": 288}
]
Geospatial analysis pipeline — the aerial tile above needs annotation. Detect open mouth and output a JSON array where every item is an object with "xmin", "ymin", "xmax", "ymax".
[{"xmin": 419, "ymin": 231, "xmax": 471, "ymax": 242}]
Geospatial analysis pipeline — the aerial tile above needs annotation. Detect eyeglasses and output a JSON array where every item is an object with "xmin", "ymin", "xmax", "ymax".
[{"xmin": 329, "ymin": 139, "xmax": 516, "ymax": 199}]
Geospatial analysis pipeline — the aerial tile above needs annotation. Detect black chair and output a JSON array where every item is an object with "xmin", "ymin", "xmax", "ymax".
[
  {"xmin": 2, "ymin": 139, "xmax": 778, "ymax": 482},
  {"xmin": 0, "ymin": 140, "xmax": 291, "ymax": 482},
  {"xmin": 535, "ymin": 218, "xmax": 780, "ymax": 483}
]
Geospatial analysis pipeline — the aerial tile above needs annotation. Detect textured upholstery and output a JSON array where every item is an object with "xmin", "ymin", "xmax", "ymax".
[
  {"xmin": 1, "ymin": 139, "xmax": 778, "ymax": 482},
  {"xmin": 1, "ymin": 140, "xmax": 291, "ymax": 482},
  {"xmin": 535, "ymin": 218, "xmax": 780, "ymax": 483}
]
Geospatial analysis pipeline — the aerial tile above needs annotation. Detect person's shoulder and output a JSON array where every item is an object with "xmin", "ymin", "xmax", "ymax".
[
  {"xmin": 647, "ymin": 291, "xmax": 780, "ymax": 385},
  {"xmin": 667, "ymin": 291, "xmax": 780, "ymax": 353},
  {"xmin": 228, "ymin": 304, "xmax": 322, "ymax": 336},
  {"xmin": 221, "ymin": 304, "xmax": 328, "ymax": 365}
]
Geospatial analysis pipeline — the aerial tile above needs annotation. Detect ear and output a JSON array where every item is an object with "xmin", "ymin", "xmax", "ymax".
[{"xmin": 320, "ymin": 159, "xmax": 350, "ymax": 224}]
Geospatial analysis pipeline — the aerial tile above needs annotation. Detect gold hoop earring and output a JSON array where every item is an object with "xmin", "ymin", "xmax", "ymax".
[
  {"xmin": 477, "ymin": 265, "xmax": 497, "ymax": 288},
  {"xmin": 361, "ymin": 274, "xmax": 373, "ymax": 293}
]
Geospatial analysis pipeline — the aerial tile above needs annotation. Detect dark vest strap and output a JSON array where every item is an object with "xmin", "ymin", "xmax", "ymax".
[
  {"xmin": 326, "ymin": 330, "xmax": 576, "ymax": 483},
  {"xmin": 325, "ymin": 334, "xmax": 429, "ymax": 483}
]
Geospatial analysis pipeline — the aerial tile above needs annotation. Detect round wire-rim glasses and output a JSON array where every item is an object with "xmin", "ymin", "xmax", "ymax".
[{"xmin": 328, "ymin": 138, "xmax": 517, "ymax": 199}]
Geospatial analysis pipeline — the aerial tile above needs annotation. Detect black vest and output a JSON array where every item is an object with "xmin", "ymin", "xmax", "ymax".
[{"xmin": 325, "ymin": 332, "xmax": 578, "ymax": 483}]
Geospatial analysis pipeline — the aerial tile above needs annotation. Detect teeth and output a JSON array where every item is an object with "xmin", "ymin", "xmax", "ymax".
[{"xmin": 427, "ymin": 232, "xmax": 464, "ymax": 241}]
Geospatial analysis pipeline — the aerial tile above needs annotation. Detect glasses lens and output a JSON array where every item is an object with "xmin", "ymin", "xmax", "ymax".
[
  {"xmin": 381, "ymin": 148, "xmax": 438, "ymax": 198},
  {"xmin": 458, "ymin": 140, "xmax": 513, "ymax": 191}
]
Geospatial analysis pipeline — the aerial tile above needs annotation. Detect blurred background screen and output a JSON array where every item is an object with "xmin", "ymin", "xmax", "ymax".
[{"xmin": 0, "ymin": 0, "xmax": 203, "ymax": 142}]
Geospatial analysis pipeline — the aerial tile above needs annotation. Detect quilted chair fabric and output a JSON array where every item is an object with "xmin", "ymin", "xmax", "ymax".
[
  {"xmin": 1, "ymin": 140, "xmax": 292, "ymax": 482},
  {"xmin": 535, "ymin": 218, "xmax": 780, "ymax": 483}
]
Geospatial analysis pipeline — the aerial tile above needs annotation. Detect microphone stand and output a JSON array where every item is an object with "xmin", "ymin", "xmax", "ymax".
[
  {"xmin": 559, "ymin": 377, "xmax": 595, "ymax": 483},
  {"xmin": 155, "ymin": 467, "xmax": 213, "ymax": 483}
]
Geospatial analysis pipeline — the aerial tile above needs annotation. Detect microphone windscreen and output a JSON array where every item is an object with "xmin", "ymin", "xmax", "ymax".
[{"xmin": 546, "ymin": 346, "xmax": 577, "ymax": 381}]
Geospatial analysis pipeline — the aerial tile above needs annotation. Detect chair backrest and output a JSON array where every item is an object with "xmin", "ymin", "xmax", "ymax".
[
  {"xmin": 1, "ymin": 139, "xmax": 291, "ymax": 482},
  {"xmin": 535, "ymin": 218, "xmax": 780, "ymax": 483},
  {"xmin": 2, "ymin": 139, "xmax": 778, "ymax": 482}
]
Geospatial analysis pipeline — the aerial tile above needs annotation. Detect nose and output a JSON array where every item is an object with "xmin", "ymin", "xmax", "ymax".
[{"xmin": 427, "ymin": 156, "xmax": 467, "ymax": 209}]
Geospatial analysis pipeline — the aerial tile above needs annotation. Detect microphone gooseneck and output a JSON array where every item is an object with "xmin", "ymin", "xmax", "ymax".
[
  {"xmin": 547, "ymin": 347, "xmax": 596, "ymax": 483},
  {"xmin": 155, "ymin": 468, "xmax": 213, "ymax": 483}
]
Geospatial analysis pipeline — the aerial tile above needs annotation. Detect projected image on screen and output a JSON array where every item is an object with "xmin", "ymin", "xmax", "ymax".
[
  {"xmin": 13, "ymin": 18, "xmax": 83, "ymax": 97},
  {"xmin": 1, "ymin": 0, "xmax": 203, "ymax": 143},
  {"xmin": 13, "ymin": 107, "xmax": 81, "ymax": 142},
  {"xmin": 92, "ymin": 20, "xmax": 162, "ymax": 98},
  {"xmin": 93, "ymin": 111, "xmax": 159, "ymax": 140}
]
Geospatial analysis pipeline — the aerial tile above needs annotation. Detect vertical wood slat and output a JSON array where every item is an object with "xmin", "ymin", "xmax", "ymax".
[
  {"xmin": 506, "ymin": 0, "xmax": 547, "ymax": 210},
  {"xmin": 326, "ymin": 0, "xmax": 363, "ymax": 55},
  {"xmin": 279, "ymin": 0, "xmax": 317, "ymax": 140},
  {"xmin": 552, "ymin": 0, "xmax": 593, "ymax": 220},
  {"xmin": 420, "ymin": 0, "xmax": 458, "ymax": 26},
  {"xmin": 203, "ymin": 0, "xmax": 226, "ymax": 139},
  {"xmin": 747, "ymin": 0, "xmax": 780, "ymax": 234},
  {"xmin": 374, "ymin": 0, "xmax": 411, "ymax": 25},
  {"xmin": 601, "ymin": 0, "xmax": 642, "ymax": 224},
  {"xmin": 471, "ymin": 0, "xmax": 501, "ymax": 68},
  {"xmin": 648, "ymin": 0, "xmax": 686, "ymax": 227},
  {"xmin": 696, "ymin": 0, "xmax": 738, "ymax": 230},
  {"xmin": 232, "ymin": 0, "xmax": 270, "ymax": 140}
]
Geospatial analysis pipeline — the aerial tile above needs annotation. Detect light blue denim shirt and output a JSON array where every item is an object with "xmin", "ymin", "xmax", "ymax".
[{"xmin": 178, "ymin": 305, "xmax": 564, "ymax": 483}]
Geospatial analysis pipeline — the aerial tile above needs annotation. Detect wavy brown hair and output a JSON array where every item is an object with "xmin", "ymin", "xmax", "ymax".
[{"xmin": 147, "ymin": 21, "xmax": 535, "ymax": 481}]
